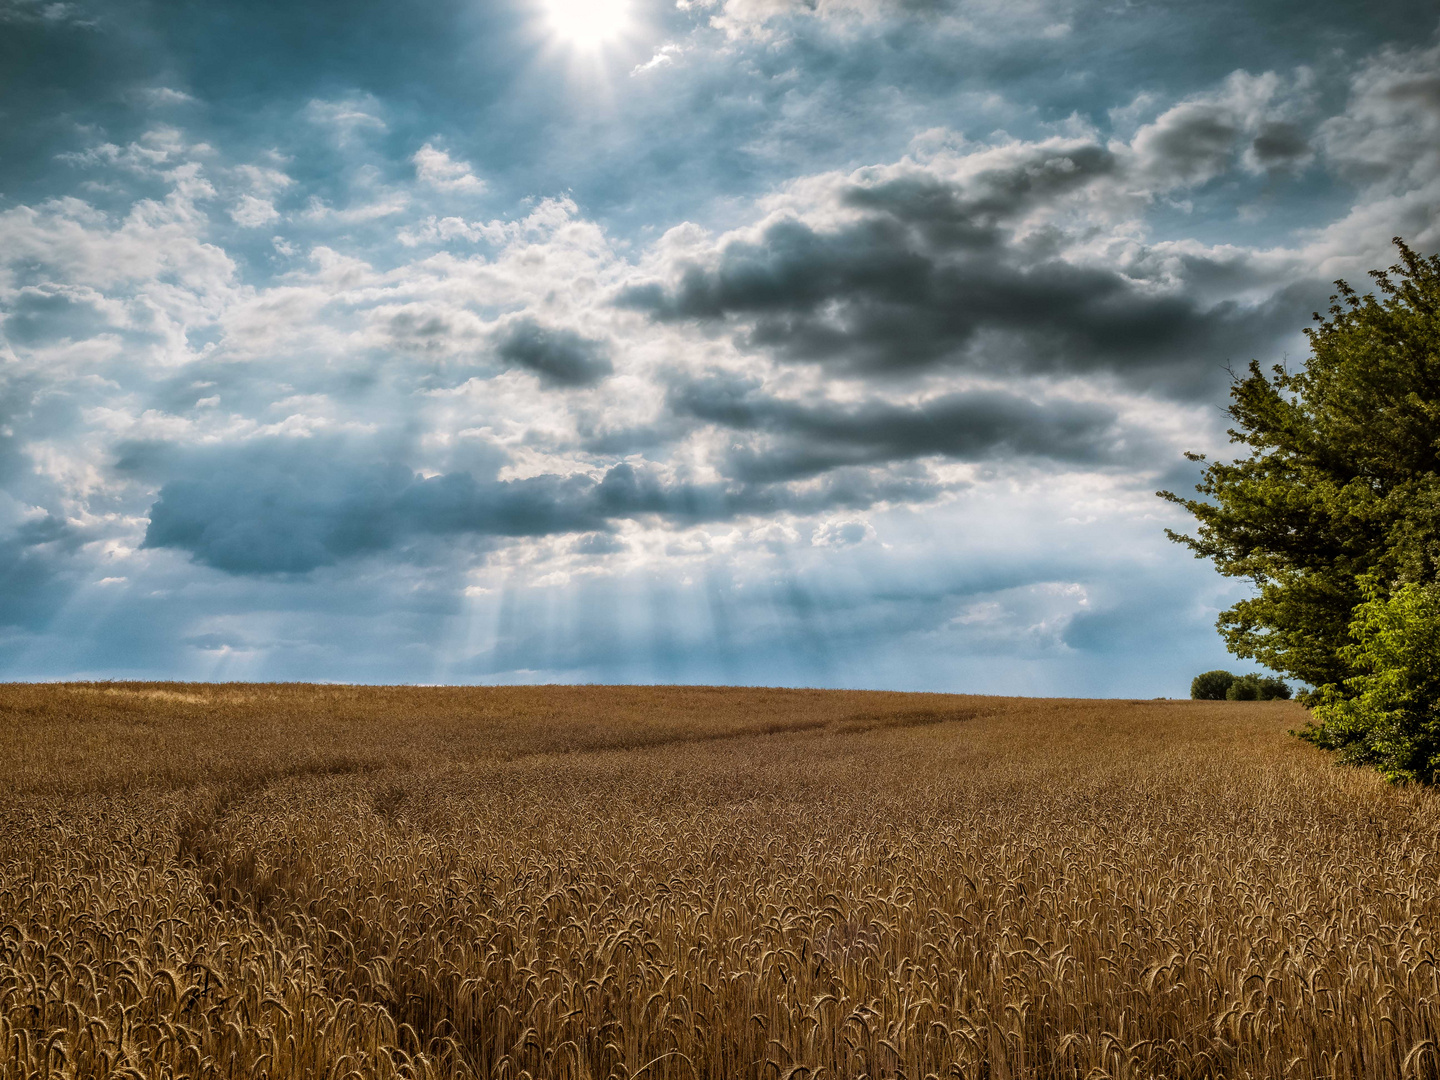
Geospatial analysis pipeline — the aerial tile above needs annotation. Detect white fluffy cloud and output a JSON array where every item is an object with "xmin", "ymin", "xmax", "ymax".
[
  {"xmin": 230, "ymin": 194, "xmax": 279, "ymax": 226},
  {"xmin": 413, "ymin": 143, "xmax": 488, "ymax": 195}
]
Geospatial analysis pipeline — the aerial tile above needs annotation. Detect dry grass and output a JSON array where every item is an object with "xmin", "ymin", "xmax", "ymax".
[{"xmin": 3, "ymin": 683, "xmax": 1439, "ymax": 1079}]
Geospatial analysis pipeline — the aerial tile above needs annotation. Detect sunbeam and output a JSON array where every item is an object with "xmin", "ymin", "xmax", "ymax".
[{"xmin": 538, "ymin": 0, "xmax": 631, "ymax": 48}]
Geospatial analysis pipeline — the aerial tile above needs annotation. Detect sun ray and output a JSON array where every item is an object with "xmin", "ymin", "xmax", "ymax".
[{"xmin": 539, "ymin": 0, "xmax": 631, "ymax": 48}]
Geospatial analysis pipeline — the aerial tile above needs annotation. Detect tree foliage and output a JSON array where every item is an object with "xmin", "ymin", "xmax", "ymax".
[
  {"xmin": 1297, "ymin": 580, "xmax": 1440, "ymax": 783},
  {"xmin": 1225, "ymin": 673, "xmax": 1291, "ymax": 701},
  {"xmin": 1190, "ymin": 669, "xmax": 1291, "ymax": 700},
  {"xmin": 1190, "ymin": 670, "xmax": 1238, "ymax": 700},
  {"xmin": 1162, "ymin": 239, "xmax": 1440, "ymax": 694}
]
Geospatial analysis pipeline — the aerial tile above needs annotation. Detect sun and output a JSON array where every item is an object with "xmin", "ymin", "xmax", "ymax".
[{"xmin": 539, "ymin": 0, "xmax": 632, "ymax": 48}]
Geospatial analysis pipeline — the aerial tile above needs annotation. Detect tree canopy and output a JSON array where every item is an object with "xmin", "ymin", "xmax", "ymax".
[
  {"xmin": 1189, "ymin": 669, "xmax": 1290, "ymax": 701},
  {"xmin": 1298, "ymin": 579, "xmax": 1440, "ymax": 783},
  {"xmin": 1162, "ymin": 239, "xmax": 1440, "ymax": 773}
]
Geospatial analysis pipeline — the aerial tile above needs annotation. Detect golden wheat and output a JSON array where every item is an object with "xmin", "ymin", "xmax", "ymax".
[{"xmin": 2, "ymin": 683, "xmax": 1438, "ymax": 1078}]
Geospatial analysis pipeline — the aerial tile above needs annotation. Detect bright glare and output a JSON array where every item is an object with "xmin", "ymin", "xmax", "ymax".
[{"xmin": 540, "ymin": 0, "xmax": 631, "ymax": 48}]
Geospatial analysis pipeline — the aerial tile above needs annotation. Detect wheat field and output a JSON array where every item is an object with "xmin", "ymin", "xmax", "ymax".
[{"xmin": 2, "ymin": 683, "xmax": 1439, "ymax": 1079}]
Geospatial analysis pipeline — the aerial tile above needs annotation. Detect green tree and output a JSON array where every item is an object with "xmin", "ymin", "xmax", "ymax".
[
  {"xmin": 1161, "ymin": 239, "xmax": 1440, "ymax": 693},
  {"xmin": 1297, "ymin": 580, "xmax": 1440, "ymax": 783},
  {"xmin": 1190, "ymin": 670, "xmax": 1236, "ymax": 700},
  {"xmin": 1224, "ymin": 673, "xmax": 1291, "ymax": 701},
  {"xmin": 1190, "ymin": 669, "xmax": 1290, "ymax": 700}
]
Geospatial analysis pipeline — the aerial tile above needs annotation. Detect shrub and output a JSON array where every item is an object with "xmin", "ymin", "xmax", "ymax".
[
  {"xmin": 1225, "ymin": 673, "xmax": 1291, "ymax": 701},
  {"xmin": 1298, "ymin": 581, "xmax": 1440, "ymax": 783},
  {"xmin": 1226, "ymin": 677, "xmax": 1258, "ymax": 701},
  {"xmin": 1191, "ymin": 670, "xmax": 1237, "ymax": 700},
  {"xmin": 1260, "ymin": 677, "xmax": 1292, "ymax": 700},
  {"xmin": 1192, "ymin": 670, "xmax": 1290, "ymax": 700}
]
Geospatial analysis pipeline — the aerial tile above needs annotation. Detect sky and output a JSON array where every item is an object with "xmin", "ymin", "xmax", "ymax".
[{"xmin": 1, "ymin": 0, "xmax": 1437, "ymax": 692}]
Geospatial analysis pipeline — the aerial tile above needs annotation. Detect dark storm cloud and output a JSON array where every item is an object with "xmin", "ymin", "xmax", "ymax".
[
  {"xmin": 595, "ymin": 460, "xmax": 945, "ymax": 522},
  {"xmin": 1131, "ymin": 103, "xmax": 1243, "ymax": 186},
  {"xmin": 844, "ymin": 146, "xmax": 1121, "ymax": 228},
  {"xmin": 613, "ymin": 128, "xmax": 1331, "ymax": 398},
  {"xmin": 495, "ymin": 318, "xmax": 613, "ymax": 387},
  {"xmin": 622, "ymin": 147, "xmax": 1119, "ymax": 326},
  {"xmin": 142, "ymin": 447, "xmax": 607, "ymax": 574},
  {"xmin": 668, "ymin": 373, "xmax": 1125, "ymax": 482},
  {"xmin": 1388, "ymin": 70, "xmax": 1440, "ymax": 112},
  {"xmin": 574, "ymin": 417, "xmax": 686, "ymax": 457},
  {"xmin": 1249, "ymin": 122, "xmax": 1312, "ymax": 170},
  {"xmin": 1, "ymin": 285, "xmax": 115, "ymax": 347},
  {"xmin": 621, "ymin": 195, "xmax": 1294, "ymax": 395},
  {"xmin": 137, "ymin": 438, "xmax": 946, "ymax": 575},
  {"xmin": 0, "ymin": 515, "xmax": 81, "ymax": 631}
]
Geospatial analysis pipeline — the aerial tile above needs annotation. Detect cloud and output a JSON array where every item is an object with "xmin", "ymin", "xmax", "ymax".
[
  {"xmin": 1320, "ymin": 41, "xmax": 1440, "ymax": 191},
  {"xmin": 136, "ymin": 86, "xmax": 197, "ymax": 107},
  {"xmin": 0, "ymin": 283, "xmax": 119, "ymax": 346},
  {"xmin": 683, "ymin": 0, "xmax": 1019, "ymax": 39},
  {"xmin": 235, "ymin": 163, "xmax": 294, "ymax": 197},
  {"xmin": 619, "ymin": 135, "xmax": 1302, "ymax": 395},
  {"xmin": 141, "ymin": 441, "xmax": 609, "ymax": 574},
  {"xmin": 632, "ymin": 44, "xmax": 687, "ymax": 76},
  {"xmin": 0, "ymin": 0, "xmax": 94, "ymax": 26},
  {"xmin": 1290, "ymin": 37, "xmax": 1440, "ymax": 267},
  {"xmin": 573, "ymin": 531, "xmax": 628, "ymax": 555},
  {"xmin": 811, "ymin": 517, "xmax": 874, "ymax": 547},
  {"xmin": 668, "ymin": 373, "xmax": 1128, "ymax": 482},
  {"xmin": 494, "ymin": 317, "xmax": 613, "ymax": 387},
  {"xmin": 1129, "ymin": 71, "xmax": 1314, "ymax": 186},
  {"xmin": 230, "ymin": 194, "xmax": 279, "ymax": 227},
  {"xmin": 305, "ymin": 97, "xmax": 388, "ymax": 143},
  {"xmin": 135, "ymin": 425, "xmax": 963, "ymax": 575},
  {"xmin": 413, "ymin": 143, "xmax": 487, "ymax": 195},
  {"xmin": 0, "ymin": 513, "xmax": 81, "ymax": 631},
  {"xmin": 0, "ymin": 180, "xmax": 234, "ymax": 299}
]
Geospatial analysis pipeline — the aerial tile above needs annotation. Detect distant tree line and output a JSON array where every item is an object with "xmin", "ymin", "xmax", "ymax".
[
  {"xmin": 1189, "ymin": 670, "xmax": 1292, "ymax": 701},
  {"xmin": 1164, "ymin": 239, "xmax": 1440, "ymax": 783}
]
